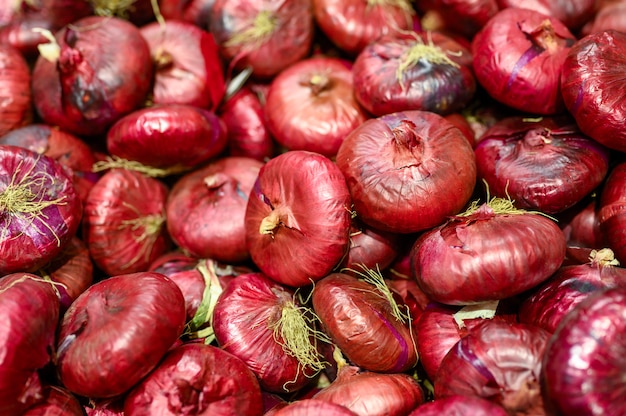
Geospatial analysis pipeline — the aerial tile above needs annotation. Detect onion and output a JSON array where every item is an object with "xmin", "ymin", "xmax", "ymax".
[
  {"xmin": 0, "ymin": 145, "xmax": 82, "ymax": 275},
  {"xmin": 541, "ymin": 287, "xmax": 626, "ymax": 415},
  {"xmin": 264, "ymin": 56, "xmax": 369, "ymax": 158},
  {"xmin": 497, "ymin": 0, "xmax": 596, "ymax": 31},
  {"xmin": 415, "ymin": 0, "xmax": 499, "ymax": 38},
  {"xmin": 472, "ymin": 8, "xmax": 576, "ymax": 115},
  {"xmin": 598, "ymin": 162, "xmax": 626, "ymax": 264},
  {"xmin": 335, "ymin": 110, "xmax": 476, "ymax": 234},
  {"xmin": 385, "ymin": 277, "xmax": 430, "ymax": 321},
  {"xmin": 273, "ymin": 399, "xmax": 357, "ymax": 416},
  {"xmin": 559, "ymin": 198, "xmax": 607, "ymax": 265},
  {"xmin": 312, "ymin": 0, "xmax": 419, "ymax": 56},
  {"xmin": 352, "ymin": 31, "xmax": 476, "ymax": 117},
  {"xmin": 434, "ymin": 320, "xmax": 551, "ymax": 415},
  {"xmin": 339, "ymin": 218, "xmax": 400, "ymax": 273},
  {"xmin": 166, "ymin": 156, "xmax": 263, "ymax": 263},
  {"xmin": 408, "ymin": 395, "xmax": 508, "ymax": 415},
  {"xmin": 32, "ymin": 16, "xmax": 154, "ymax": 138},
  {"xmin": 209, "ymin": 0, "xmax": 314, "ymax": 79},
  {"xmin": 581, "ymin": 1, "xmax": 626, "ymax": 35},
  {"xmin": 123, "ymin": 342, "xmax": 264, "ymax": 416},
  {"xmin": 561, "ymin": 30, "xmax": 626, "ymax": 153},
  {"xmin": 140, "ymin": 19, "xmax": 226, "ymax": 110},
  {"xmin": 56, "ymin": 271, "xmax": 186, "ymax": 398},
  {"xmin": 22, "ymin": 385, "xmax": 84, "ymax": 416},
  {"xmin": 474, "ymin": 116, "xmax": 610, "ymax": 214},
  {"xmin": 245, "ymin": 150, "xmax": 352, "ymax": 287},
  {"xmin": 410, "ymin": 196, "xmax": 566, "ymax": 305},
  {"xmin": 0, "ymin": 44, "xmax": 32, "ymax": 137},
  {"xmin": 159, "ymin": 0, "xmax": 216, "ymax": 30},
  {"xmin": 0, "ymin": 273, "xmax": 60, "ymax": 415}
]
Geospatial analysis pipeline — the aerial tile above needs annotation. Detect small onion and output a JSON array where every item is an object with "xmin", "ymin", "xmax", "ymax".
[
  {"xmin": 0, "ymin": 44, "xmax": 32, "ymax": 136},
  {"xmin": 598, "ymin": 162, "xmax": 626, "ymax": 264},
  {"xmin": 408, "ymin": 395, "xmax": 508, "ymax": 415}
]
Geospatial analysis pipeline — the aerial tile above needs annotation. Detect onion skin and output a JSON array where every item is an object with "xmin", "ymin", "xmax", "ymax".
[
  {"xmin": 561, "ymin": 30, "xmax": 626, "ymax": 153},
  {"xmin": 599, "ymin": 162, "xmax": 626, "ymax": 264},
  {"xmin": 336, "ymin": 110, "xmax": 476, "ymax": 234},
  {"xmin": 22, "ymin": 385, "xmax": 84, "ymax": 416},
  {"xmin": 581, "ymin": 1, "xmax": 626, "ymax": 35},
  {"xmin": 0, "ymin": 44, "xmax": 32, "ymax": 136},
  {"xmin": 415, "ymin": 0, "xmax": 499, "ymax": 38},
  {"xmin": 408, "ymin": 395, "xmax": 508, "ymax": 415},
  {"xmin": 273, "ymin": 399, "xmax": 357, "ymax": 416},
  {"xmin": 159, "ymin": 0, "xmax": 216, "ymax": 30},
  {"xmin": 0, "ymin": 273, "xmax": 60, "ymax": 416},
  {"xmin": 541, "ymin": 287, "xmax": 626, "ymax": 416},
  {"xmin": 245, "ymin": 150, "xmax": 352, "ymax": 287},
  {"xmin": 435, "ymin": 320, "xmax": 551, "ymax": 415},
  {"xmin": 56, "ymin": 271, "xmax": 186, "ymax": 399},
  {"xmin": 474, "ymin": 116, "xmax": 610, "ymax": 214},
  {"xmin": 559, "ymin": 198, "xmax": 607, "ymax": 265},
  {"xmin": 123, "ymin": 343, "xmax": 264, "ymax": 416},
  {"xmin": 497, "ymin": 0, "xmax": 596, "ymax": 31},
  {"xmin": 410, "ymin": 204, "xmax": 566, "ymax": 305},
  {"xmin": 339, "ymin": 219, "xmax": 400, "ymax": 274}
]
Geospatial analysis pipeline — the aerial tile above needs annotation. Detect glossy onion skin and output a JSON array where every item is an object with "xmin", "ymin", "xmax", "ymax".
[
  {"xmin": 352, "ymin": 32, "xmax": 476, "ymax": 117},
  {"xmin": 245, "ymin": 150, "xmax": 352, "ymax": 287},
  {"xmin": 599, "ymin": 162, "xmax": 626, "ymax": 264},
  {"xmin": 56, "ymin": 272, "xmax": 186, "ymax": 399},
  {"xmin": 338, "ymin": 219, "xmax": 400, "ymax": 273},
  {"xmin": 124, "ymin": 343, "xmax": 263, "ymax": 416},
  {"xmin": 474, "ymin": 116, "xmax": 610, "ymax": 214},
  {"xmin": 265, "ymin": 56, "xmax": 369, "ymax": 158},
  {"xmin": 472, "ymin": 8, "xmax": 575, "ymax": 115},
  {"xmin": 336, "ymin": 110, "xmax": 476, "ymax": 234},
  {"xmin": 0, "ymin": 145, "xmax": 82, "ymax": 275},
  {"xmin": 542, "ymin": 287, "xmax": 626, "ymax": 415},
  {"xmin": 0, "ymin": 273, "xmax": 60, "ymax": 416},
  {"xmin": 407, "ymin": 394, "xmax": 508, "ymax": 416},
  {"xmin": 561, "ymin": 30, "xmax": 626, "ymax": 153},
  {"xmin": 312, "ymin": 273, "xmax": 418, "ymax": 373},
  {"xmin": 410, "ymin": 206, "xmax": 566, "ymax": 305},
  {"xmin": 435, "ymin": 320, "xmax": 551, "ymax": 415},
  {"xmin": 0, "ymin": 44, "xmax": 32, "ymax": 136}
]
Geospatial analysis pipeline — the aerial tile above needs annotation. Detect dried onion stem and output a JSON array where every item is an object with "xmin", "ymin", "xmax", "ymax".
[
  {"xmin": 224, "ymin": 10, "xmax": 277, "ymax": 48},
  {"xmin": 92, "ymin": 156, "xmax": 187, "ymax": 177},
  {"xmin": 117, "ymin": 202, "xmax": 165, "ymax": 269}
]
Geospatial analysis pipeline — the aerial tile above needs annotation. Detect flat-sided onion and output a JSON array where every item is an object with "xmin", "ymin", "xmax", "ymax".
[
  {"xmin": 56, "ymin": 271, "xmax": 186, "ymax": 398},
  {"xmin": 408, "ymin": 395, "xmax": 508, "ymax": 415},
  {"xmin": 335, "ymin": 110, "xmax": 476, "ymax": 234},
  {"xmin": 0, "ymin": 44, "xmax": 32, "ymax": 137},
  {"xmin": 598, "ymin": 162, "xmax": 626, "ymax": 264}
]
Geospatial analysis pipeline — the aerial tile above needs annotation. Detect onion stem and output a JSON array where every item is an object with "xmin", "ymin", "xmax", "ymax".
[
  {"xmin": 185, "ymin": 259, "xmax": 224, "ymax": 344},
  {"xmin": 92, "ymin": 156, "xmax": 187, "ymax": 177},
  {"xmin": 589, "ymin": 248, "xmax": 620, "ymax": 267},
  {"xmin": 259, "ymin": 209, "xmax": 281, "ymax": 236},
  {"xmin": 224, "ymin": 10, "xmax": 277, "ymax": 48},
  {"xmin": 32, "ymin": 28, "xmax": 61, "ymax": 62}
]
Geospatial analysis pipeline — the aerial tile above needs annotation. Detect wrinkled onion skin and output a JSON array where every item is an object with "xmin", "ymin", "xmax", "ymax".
[
  {"xmin": 435, "ymin": 320, "xmax": 551, "ymax": 415},
  {"xmin": 245, "ymin": 150, "xmax": 352, "ymax": 287},
  {"xmin": 408, "ymin": 394, "xmax": 508, "ymax": 416},
  {"xmin": 124, "ymin": 343, "xmax": 263, "ymax": 416},
  {"xmin": 56, "ymin": 272, "xmax": 186, "ymax": 399},
  {"xmin": 337, "ymin": 111, "xmax": 476, "ymax": 234},
  {"xmin": 23, "ymin": 385, "xmax": 84, "ymax": 416},
  {"xmin": 411, "ymin": 209, "xmax": 566, "ymax": 305},
  {"xmin": 542, "ymin": 287, "xmax": 626, "ymax": 415},
  {"xmin": 0, "ymin": 273, "xmax": 60, "ymax": 416},
  {"xmin": 599, "ymin": 162, "xmax": 626, "ymax": 264},
  {"xmin": 474, "ymin": 116, "xmax": 610, "ymax": 214},
  {"xmin": 312, "ymin": 273, "xmax": 418, "ymax": 373},
  {"xmin": 0, "ymin": 44, "xmax": 32, "ymax": 136},
  {"xmin": 561, "ymin": 30, "xmax": 626, "ymax": 153},
  {"xmin": 273, "ymin": 399, "xmax": 357, "ymax": 416},
  {"xmin": 497, "ymin": 0, "xmax": 595, "ymax": 31}
]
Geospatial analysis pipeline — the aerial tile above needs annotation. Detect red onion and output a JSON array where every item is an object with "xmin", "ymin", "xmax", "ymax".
[
  {"xmin": 84, "ymin": 398, "xmax": 125, "ymax": 416},
  {"xmin": 415, "ymin": 0, "xmax": 499, "ymax": 38},
  {"xmin": 273, "ymin": 399, "xmax": 357, "ymax": 416},
  {"xmin": 339, "ymin": 218, "xmax": 400, "ymax": 273},
  {"xmin": 210, "ymin": 0, "xmax": 314, "ymax": 79},
  {"xmin": 352, "ymin": 31, "xmax": 476, "ymax": 117},
  {"xmin": 559, "ymin": 198, "xmax": 607, "ymax": 265},
  {"xmin": 408, "ymin": 395, "xmax": 508, "ymax": 415},
  {"xmin": 598, "ymin": 162, "xmax": 626, "ymax": 264},
  {"xmin": 32, "ymin": 16, "xmax": 154, "ymax": 138},
  {"xmin": 0, "ymin": 44, "xmax": 32, "ymax": 137},
  {"xmin": 140, "ymin": 19, "xmax": 226, "ymax": 110},
  {"xmin": 497, "ymin": 0, "xmax": 596, "ymax": 31},
  {"xmin": 385, "ymin": 277, "xmax": 430, "ymax": 320},
  {"xmin": 435, "ymin": 320, "xmax": 551, "ymax": 415},
  {"xmin": 0, "ymin": 273, "xmax": 60, "ymax": 415},
  {"xmin": 82, "ymin": 168, "xmax": 170, "ymax": 276},
  {"xmin": 159, "ymin": 0, "xmax": 216, "ymax": 30},
  {"xmin": 410, "ymin": 197, "xmax": 566, "ymax": 305},
  {"xmin": 56, "ymin": 271, "xmax": 186, "ymax": 398},
  {"xmin": 23, "ymin": 385, "xmax": 84, "ymax": 416},
  {"xmin": 474, "ymin": 116, "xmax": 610, "ymax": 214},
  {"xmin": 167, "ymin": 156, "xmax": 263, "ymax": 263},
  {"xmin": 581, "ymin": 1, "xmax": 626, "ymax": 35},
  {"xmin": 541, "ymin": 287, "xmax": 626, "ymax": 415},
  {"xmin": 0, "ymin": 145, "xmax": 82, "ymax": 275},
  {"xmin": 472, "ymin": 8, "xmax": 575, "ymax": 115},
  {"xmin": 444, "ymin": 113, "xmax": 476, "ymax": 147},
  {"xmin": 335, "ymin": 110, "xmax": 476, "ymax": 234},
  {"xmin": 265, "ymin": 56, "xmax": 369, "ymax": 158},
  {"xmin": 123, "ymin": 342, "xmax": 263, "ymax": 416},
  {"xmin": 561, "ymin": 30, "xmax": 626, "ymax": 153},
  {"xmin": 245, "ymin": 150, "xmax": 352, "ymax": 287},
  {"xmin": 312, "ymin": 0, "xmax": 419, "ymax": 56}
]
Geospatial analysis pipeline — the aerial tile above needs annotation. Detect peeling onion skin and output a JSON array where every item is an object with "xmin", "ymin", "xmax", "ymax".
[
  {"xmin": 123, "ymin": 343, "xmax": 264, "ymax": 416},
  {"xmin": 474, "ymin": 116, "xmax": 610, "ymax": 214},
  {"xmin": 335, "ymin": 110, "xmax": 476, "ymax": 234},
  {"xmin": 599, "ymin": 162, "xmax": 626, "ymax": 265},
  {"xmin": 408, "ymin": 394, "xmax": 508, "ymax": 416},
  {"xmin": 410, "ymin": 206, "xmax": 566, "ymax": 305},
  {"xmin": 0, "ymin": 44, "xmax": 32, "ymax": 136},
  {"xmin": 434, "ymin": 320, "xmax": 551, "ymax": 415},
  {"xmin": 56, "ymin": 272, "xmax": 186, "ymax": 399},
  {"xmin": 542, "ymin": 287, "xmax": 626, "ymax": 416},
  {"xmin": 273, "ymin": 399, "xmax": 357, "ymax": 416}
]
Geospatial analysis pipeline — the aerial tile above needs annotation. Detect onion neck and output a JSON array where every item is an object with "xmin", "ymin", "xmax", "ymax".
[
  {"xmin": 390, "ymin": 120, "xmax": 424, "ymax": 166},
  {"xmin": 522, "ymin": 128, "xmax": 552, "ymax": 148},
  {"xmin": 396, "ymin": 32, "xmax": 460, "ymax": 88},
  {"xmin": 523, "ymin": 19, "xmax": 572, "ymax": 54},
  {"xmin": 302, "ymin": 73, "xmax": 332, "ymax": 96},
  {"xmin": 224, "ymin": 10, "xmax": 277, "ymax": 48},
  {"xmin": 203, "ymin": 173, "xmax": 239, "ymax": 198},
  {"xmin": 589, "ymin": 248, "xmax": 620, "ymax": 267},
  {"xmin": 154, "ymin": 48, "xmax": 174, "ymax": 71}
]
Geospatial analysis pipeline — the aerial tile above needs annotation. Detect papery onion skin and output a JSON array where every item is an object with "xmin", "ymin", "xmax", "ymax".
[
  {"xmin": 312, "ymin": 273, "xmax": 418, "ymax": 373},
  {"xmin": 123, "ymin": 343, "xmax": 263, "ymax": 416},
  {"xmin": 0, "ymin": 145, "xmax": 82, "ymax": 275},
  {"xmin": 435, "ymin": 320, "xmax": 551, "ymax": 415},
  {"xmin": 410, "ymin": 204, "xmax": 567, "ymax": 305},
  {"xmin": 245, "ymin": 150, "xmax": 352, "ymax": 287},
  {"xmin": 56, "ymin": 271, "xmax": 186, "ymax": 399},
  {"xmin": 32, "ymin": 16, "xmax": 154, "ymax": 138},
  {"xmin": 496, "ymin": 0, "xmax": 596, "ymax": 31},
  {"xmin": 408, "ymin": 394, "xmax": 508, "ymax": 416},
  {"xmin": 0, "ymin": 44, "xmax": 32, "ymax": 136},
  {"xmin": 598, "ymin": 162, "xmax": 626, "ymax": 264},
  {"xmin": 22, "ymin": 385, "xmax": 84, "ymax": 416},
  {"xmin": 336, "ymin": 110, "xmax": 476, "ymax": 234},
  {"xmin": 541, "ymin": 287, "xmax": 626, "ymax": 416},
  {"xmin": 561, "ymin": 30, "xmax": 626, "ymax": 153},
  {"xmin": 0, "ymin": 273, "xmax": 60, "ymax": 416},
  {"xmin": 273, "ymin": 399, "xmax": 357, "ymax": 416},
  {"xmin": 472, "ymin": 8, "xmax": 576, "ymax": 115},
  {"xmin": 474, "ymin": 116, "xmax": 610, "ymax": 214},
  {"xmin": 415, "ymin": 0, "xmax": 499, "ymax": 38}
]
